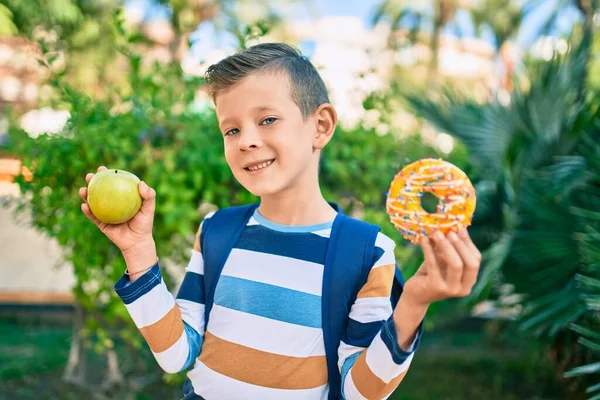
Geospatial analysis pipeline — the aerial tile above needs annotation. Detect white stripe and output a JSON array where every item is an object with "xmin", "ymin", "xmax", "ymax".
[
  {"xmin": 176, "ymin": 298, "xmax": 206, "ymax": 335},
  {"xmin": 189, "ymin": 361, "xmax": 329, "ymax": 400},
  {"xmin": 221, "ymin": 249, "xmax": 324, "ymax": 296},
  {"xmin": 373, "ymin": 233, "xmax": 396, "ymax": 267},
  {"xmin": 247, "ymin": 216, "xmax": 260, "ymax": 226},
  {"xmin": 124, "ymin": 279, "xmax": 175, "ymax": 328},
  {"xmin": 365, "ymin": 332, "xmax": 414, "ymax": 383},
  {"xmin": 311, "ymin": 228, "xmax": 332, "ymax": 238},
  {"xmin": 338, "ymin": 341, "xmax": 365, "ymax": 371},
  {"xmin": 207, "ymin": 305, "xmax": 325, "ymax": 357},
  {"xmin": 186, "ymin": 250, "xmax": 204, "ymax": 274},
  {"xmin": 348, "ymin": 297, "xmax": 393, "ymax": 324},
  {"xmin": 152, "ymin": 330, "xmax": 189, "ymax": 373},
  {"xmin": 343, "ymin": 372, "xmax": 369, "ymax": 400}
]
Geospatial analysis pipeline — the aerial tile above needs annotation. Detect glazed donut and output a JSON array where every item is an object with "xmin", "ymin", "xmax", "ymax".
[{"xmin": 386, "ymin": 158, "xmax": 476, "ymax": 244}]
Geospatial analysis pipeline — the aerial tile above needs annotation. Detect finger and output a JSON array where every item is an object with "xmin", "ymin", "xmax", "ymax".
[
  {"xmin": 85, "ymin": 173, "xmax": 94, "ymax": 184},
  {"xmin": 432, "ymin": 231, "xmax": 463, "ymax": 293},
  {"xmin": 459, "ymin": 228, "xmax": 481, "ymax": 262},
  {"xmin": 97, "ymin": 165, "xmax": 107, "ymax": 172},
  {"xmin": 448, "ymin": 231, "xmax": 480, "ymax": 289},
  {"xmin": 420, "ymin": 236, "xmax": 442, "ymax": 283},
  {"xmin": 79, "ymin": 187, "xmax": 87, "ymax": 202},
  {"xmin": 138, "ymin": 181, "xmax": 156, "ymax": 218},
  {"xmin": 81, "ymin": 202, "xmax": 101, "ymax": 226}
]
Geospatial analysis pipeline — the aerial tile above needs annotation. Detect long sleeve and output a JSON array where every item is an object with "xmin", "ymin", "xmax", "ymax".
[
  {"xmin": 114, "ymin": 215, "xmax": 213, "ymax": 373},
  {"xmin": 337, "ymin": 233, "xmax": 423, "ymax": 400}
]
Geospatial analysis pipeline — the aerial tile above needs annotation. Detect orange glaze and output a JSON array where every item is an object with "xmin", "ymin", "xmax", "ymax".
[{"xmin": 386, "ymin": 158, "xmax": 476, "ymax": 244}]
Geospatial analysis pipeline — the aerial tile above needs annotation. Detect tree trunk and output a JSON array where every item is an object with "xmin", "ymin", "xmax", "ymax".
[
  {"xmin": 430, "ymin": 19, "xmax": 442, "ymax": 77},
  {"xmin": 430, "ymin": 0, "xmax": 456, "ymax": 79},
  {"xmin": 102, "ymin": 348, "xmax": 125, "ymax": 389},
  {"xmin": 63, "ymin": 302, "xmax": 87, "ymax": 385},
  {"xmin": 499, "ymin": 41, "xmax": 515, "ymax": 92}
]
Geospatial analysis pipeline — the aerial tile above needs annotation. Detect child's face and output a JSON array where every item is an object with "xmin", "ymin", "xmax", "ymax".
[{"xmin": 215, "ymin": 71, "xmax": 319, "ymax": 198}]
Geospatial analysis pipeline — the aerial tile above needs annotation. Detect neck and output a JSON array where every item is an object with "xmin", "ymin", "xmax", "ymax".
[{"xmin": 258, "ymin": 157, "xmax": 337, "ymax": 226}]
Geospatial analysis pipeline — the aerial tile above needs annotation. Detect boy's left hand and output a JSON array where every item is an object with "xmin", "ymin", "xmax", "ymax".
[{"xmin": 400, "ymin": 228, "xmax": 482, "ymax": 311}]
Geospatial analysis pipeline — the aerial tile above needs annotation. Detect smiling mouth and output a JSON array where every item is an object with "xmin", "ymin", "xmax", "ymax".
[{"xmin": 244, "ymin": 159, "xmax": 275, "ymax": 172}]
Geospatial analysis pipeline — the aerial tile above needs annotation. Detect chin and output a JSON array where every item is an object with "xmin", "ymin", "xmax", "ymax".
[
  {"xmin": 243, "ymin": 182, "xmax": 281, "ymax": 198},
  {"xmin": 238, "ymin": 175, "xmax": 288, "ymax": 198}
]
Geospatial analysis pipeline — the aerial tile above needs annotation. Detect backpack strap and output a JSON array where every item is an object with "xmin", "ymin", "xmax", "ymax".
[
  {"xmin": 323, "ymin": 206, "xmax": 405, "ymax": 400},
  {"xmin": 200, "ymin": 203, "xmax": 259, "ymax": 324}
]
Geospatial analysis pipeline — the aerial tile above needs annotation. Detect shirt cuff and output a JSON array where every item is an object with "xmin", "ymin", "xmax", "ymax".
[
  {"xmin": 114, "ymin": 263, "xmax": 162, "ymax": 304},
  {"xmin": 380, "ymin": 314, "xmax": 424, "ymax": 365}
]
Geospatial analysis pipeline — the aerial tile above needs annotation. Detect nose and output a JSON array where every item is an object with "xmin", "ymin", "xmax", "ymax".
[{"xmin": 237, "ymin": 126, "xmax": 263, "ymax": 152}]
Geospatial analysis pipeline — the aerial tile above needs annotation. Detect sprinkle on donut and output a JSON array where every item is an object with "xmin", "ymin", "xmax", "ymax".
[{"xmin": 386, "ymin": 158, "xmax": 476, "ymax": 244}]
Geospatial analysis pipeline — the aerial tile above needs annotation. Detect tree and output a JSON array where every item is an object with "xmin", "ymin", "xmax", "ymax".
[
  {"xmin": 468, "ymin": 0, "xmax": 522, "ymax": 91},
  {"xmin": 523, "ymin": 0, "xmax": 598, "ymax": 105},
  {"xmin": 404, "ymin": 18, "xmax": 600, "ymax": 396},
  {"xmin": 372, "ymin": 0, "xmax": 474, "ymax": 76}
]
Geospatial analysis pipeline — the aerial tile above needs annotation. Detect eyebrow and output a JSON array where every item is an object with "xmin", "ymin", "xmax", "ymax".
[{"xmin": 218, "ymin": 106, "xmax": 278, "ymax": 129}]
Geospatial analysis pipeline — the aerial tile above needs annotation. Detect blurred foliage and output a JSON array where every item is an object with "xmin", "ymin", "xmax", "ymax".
[
  {"xmin": 0, "ymin": 0, "xmax": 126, "ymax": 95},
  {"xmin": 403, "ymin": 19, "xmax": 600, "ymax": 396}
]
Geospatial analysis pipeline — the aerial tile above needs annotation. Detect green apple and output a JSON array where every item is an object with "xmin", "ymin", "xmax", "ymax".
[{"xmin": 87, "ymin": 169, "xmax": 142, "ymax": 224}]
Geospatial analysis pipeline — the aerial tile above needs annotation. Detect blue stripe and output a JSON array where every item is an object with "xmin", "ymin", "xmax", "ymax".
[
  {"xmin": 341, "ymin": 351, "xmax": 363, "ymax": 399},
  {"xmin": 372, "ymin": 246, "xmax": 385, "ymax": 265},
  {"xmin": 179, "ymin": 322, "xmax": 204, "ymax": 372},
  {"xmin": 235, "ymin": 225, "xmax": 328, "ymax": 265},
  {"xmin": 176, "ymin": 271, "xmax": 205, "ymax": 304},
  {"xmin": 380, "ymin": 316, "xmax": 422, "ymax": 364},
  {"xmin": 253, "ymin": 209, "xmax": 334, "ymax": 233},
  {"xmin": 343, "ymin": 319, "xmax": 386, "ymax": 348},
  {"xmin": 182, "ymin": 378, "xmax": 206, "ymax": 399},
  {"xmin": 114, "ymin": 263, "xmax": 162, "ymax": 305},
  {"xmin": 214, "ymin": 275, "xmax": 322, "ymax": 328}
]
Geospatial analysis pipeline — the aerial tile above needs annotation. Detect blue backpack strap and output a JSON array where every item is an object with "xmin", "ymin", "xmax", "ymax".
[
  {"xmin": 323, "ymin": 207, "xmax": 379, "ymax": 400},
  {"xmin": 200, "ymin": 203, "xmax": 259, "ymax": 324},
  {"xmin": 323, "ymin": 206, "xmax": 405, "ymax": 400}
]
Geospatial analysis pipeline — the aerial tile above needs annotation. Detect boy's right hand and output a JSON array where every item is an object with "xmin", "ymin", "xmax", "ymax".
[{"xmin": 79, "ymin": 166, "xmax": 158, "ymax": 272}]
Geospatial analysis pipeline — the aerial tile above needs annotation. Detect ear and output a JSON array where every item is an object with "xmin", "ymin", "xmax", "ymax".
[{"xmin": 312, "ymin": 103, "xmax": 337, "ymax": 150}]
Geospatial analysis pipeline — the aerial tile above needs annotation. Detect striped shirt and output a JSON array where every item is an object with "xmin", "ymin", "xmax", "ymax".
[{"xmin": 114, "ymin": 209, "xmax": 421, "ymax": 399}]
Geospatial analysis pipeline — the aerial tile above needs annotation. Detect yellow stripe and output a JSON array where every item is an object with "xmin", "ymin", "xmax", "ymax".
[
  {"xmin": 351, "ymin": 350, "xmax": 407, "ymax": 399},
  {"xmin": 356, "ymin": 264, "xmax": 395, "ymax": 298},
  {"xmin": 139, "ymin": 305, "xmax": 184, "ymax": 353},
  {"xmin": 193, "ymin": 224, "xmax": 202, "ymax": 252},
  {"xmin": 199, "ymin": 331, "xmax": 328, "ymax": 389}
]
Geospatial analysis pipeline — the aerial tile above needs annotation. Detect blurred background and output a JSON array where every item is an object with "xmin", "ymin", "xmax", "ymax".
[{"xmin": 0, "ymin": 0, "xmax": 599, "ymax": 399}]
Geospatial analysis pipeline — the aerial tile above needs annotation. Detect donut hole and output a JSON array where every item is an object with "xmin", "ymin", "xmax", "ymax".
[{"xmin": 420, "ymin": 192, "xmax": 439, "ymax": 214}]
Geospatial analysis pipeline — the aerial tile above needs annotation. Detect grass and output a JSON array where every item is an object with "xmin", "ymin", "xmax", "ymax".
[
  {"xmin": 0, "ymin": 317, "xmax": 568, "ymax": 399},
  {"xmin": 392, "ymin": 323, "xmax": 567, "ymax": 400}
]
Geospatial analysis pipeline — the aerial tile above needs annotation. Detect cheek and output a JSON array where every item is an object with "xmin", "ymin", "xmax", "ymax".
[{"xmin": 223, "ymin": 143, "xmax": 237, "ymax": 167}]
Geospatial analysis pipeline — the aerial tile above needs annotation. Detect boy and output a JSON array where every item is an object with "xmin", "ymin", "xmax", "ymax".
[{"xmin": 80, "ymin": 43, "xmax": 481, "ymax": 399}]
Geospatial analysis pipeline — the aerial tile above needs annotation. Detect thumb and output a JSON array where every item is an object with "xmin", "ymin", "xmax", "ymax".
[
  {"xmin": 139, "ymin": 181, "xmax": 155, "ymax": 200},
  {"xmin": 139, "ymin": 181, "xmax": 156, "ymax": 216}
]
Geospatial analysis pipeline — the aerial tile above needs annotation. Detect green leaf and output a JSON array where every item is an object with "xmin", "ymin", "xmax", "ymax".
[{"xmin": 564, "ymin": 361, "xmax": 600, "ymax": 378}]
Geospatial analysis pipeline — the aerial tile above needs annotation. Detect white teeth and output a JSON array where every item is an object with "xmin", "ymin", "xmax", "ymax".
[{"xmin": 247, "ymin": 160, "xmax": 273, "ymax": 171}]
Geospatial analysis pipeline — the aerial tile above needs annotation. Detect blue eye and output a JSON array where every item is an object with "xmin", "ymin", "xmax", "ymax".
[
  {"xmin": 225, "ymin": 128, "xmax": 240, "ymax": 136},
  {"xmin": 261, "ymin": 117, "xmax": 277, "ymax": 125}
]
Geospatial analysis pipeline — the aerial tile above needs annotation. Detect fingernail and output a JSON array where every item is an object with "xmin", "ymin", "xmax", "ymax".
[
  {"xmin": 434, "ymin": 231, "xmax": 444, "ymax": 240},
  {"xmin": 448, "ymin": 232, "xmax": 458, "ymax": 241}
]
